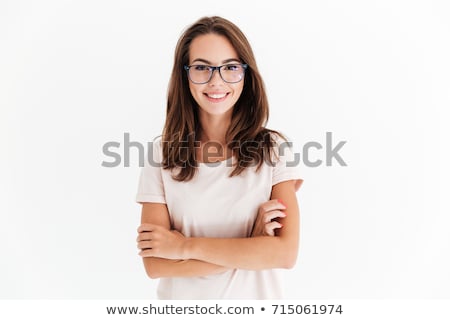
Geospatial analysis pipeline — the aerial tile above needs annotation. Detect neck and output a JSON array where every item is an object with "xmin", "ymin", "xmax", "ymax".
[{"xmin": 198, "ymin": 112, "xmax": 231, "ymax": 144}]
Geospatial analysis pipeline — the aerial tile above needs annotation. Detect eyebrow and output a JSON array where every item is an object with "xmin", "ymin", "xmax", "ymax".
[{"xmin": 191, "ymin": 58, "xmax": 241, "ymax": 65}]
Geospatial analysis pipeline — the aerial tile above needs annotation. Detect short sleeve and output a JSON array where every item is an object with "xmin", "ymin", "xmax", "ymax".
[
  {"xmin": 135, "ymin": 137, "xmax": 166, "ymax": 204},
  {"xmin": 272, "ymin": 134, "xmax": 303, "ymax": 192}
]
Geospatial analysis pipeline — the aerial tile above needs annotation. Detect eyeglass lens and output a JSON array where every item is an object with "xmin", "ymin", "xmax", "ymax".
[{"xmin": 188, "ymin": 64, "xmax": 246, "ymax": 84}]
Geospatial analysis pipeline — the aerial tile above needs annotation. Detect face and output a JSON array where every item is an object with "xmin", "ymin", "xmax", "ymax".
[{"xmin": 187, "ymin": 33, "xmax": 245, "ymax": 117}]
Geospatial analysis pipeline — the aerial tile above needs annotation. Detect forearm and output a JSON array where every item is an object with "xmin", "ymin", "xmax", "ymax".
[
  {"xmin": 142, "ymin": 257, "xmax": 229, "ymax": 279},
  {"xmin": 184, "ymin": 235, "xmax": 297, "ymax": 270},
  {"xmin": 139, "ymin": 181, "xmax": 300, "ymax": 272},
  {"xmin": 183, "ymin": 181, "xmax": 300, "ymax": 270}
]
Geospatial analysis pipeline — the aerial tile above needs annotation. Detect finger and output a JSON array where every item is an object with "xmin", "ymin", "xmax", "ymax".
[
  {"xmin": 136, "ymin": 232, "xmax": 153, "ymax": 242},
  {"xmin": 260, "ymin": 199, "xmax": 287, "ymax": 213},
  {"xmin": 265, "ymin": 221, "xmax": 283, "ymax": 236},
  {"xmin": 263, "ymin": 209, "xmax": 287, "ymax": 223},
  {"xmin": 137, "ymin": 240, "xmax": 152, "ymax": 250},
  {"xmin": 137, "ymin": 224, "xmax": 158, "ymax": 233},
  {"xmin": 139, "ymin": 249, "xmax": 154, "ymax": 257}
]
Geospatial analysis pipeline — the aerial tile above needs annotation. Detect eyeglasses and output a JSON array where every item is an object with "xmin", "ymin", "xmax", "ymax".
[{"xmin": 184, "ymin": 63, "xmax": 248, "ymax": 84}]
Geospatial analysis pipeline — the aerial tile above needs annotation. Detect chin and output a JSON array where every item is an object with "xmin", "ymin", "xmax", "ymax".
[{"xmin": 199, "ymin": 102, "xmax": 234, "ymax": 116}]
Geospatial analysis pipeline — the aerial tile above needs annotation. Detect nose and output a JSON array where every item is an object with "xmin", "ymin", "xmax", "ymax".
[{"xmin": 209, "ymin": 68, "xmax": 224, "ymax": 85}]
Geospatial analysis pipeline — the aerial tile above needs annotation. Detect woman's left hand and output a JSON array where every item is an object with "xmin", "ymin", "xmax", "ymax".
[
  {"xmin": 251, "ymin": 199, "xmax": 287, "ymax": 237},
  {"xmin": 137, "ymin": 224, "xmax": 187, "ymax": 259}
]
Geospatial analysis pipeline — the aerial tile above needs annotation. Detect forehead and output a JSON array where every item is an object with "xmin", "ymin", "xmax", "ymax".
[{"xmin": 189, "ymin": 33, "xmax": 239, "ymax": 64}]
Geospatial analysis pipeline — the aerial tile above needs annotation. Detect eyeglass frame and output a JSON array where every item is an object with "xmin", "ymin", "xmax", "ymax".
[{"xmin": 184, "ymin": 63, "xmax": 248, "ymax": 84}]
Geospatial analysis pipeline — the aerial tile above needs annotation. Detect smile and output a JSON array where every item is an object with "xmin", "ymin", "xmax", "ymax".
[{"xmin": 204, "ymin": 92, "xmax": 229, "ymax": 102}]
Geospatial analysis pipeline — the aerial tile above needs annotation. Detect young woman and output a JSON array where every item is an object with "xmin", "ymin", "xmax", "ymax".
[{"xmin": 136, "ymin": 16, "xmax": 303, "ymax": 299}]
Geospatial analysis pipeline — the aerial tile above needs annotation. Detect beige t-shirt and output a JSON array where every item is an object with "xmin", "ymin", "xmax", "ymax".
[{"xmin": 136, "ymin": 134, "xmax": 302, "ymax": 299}]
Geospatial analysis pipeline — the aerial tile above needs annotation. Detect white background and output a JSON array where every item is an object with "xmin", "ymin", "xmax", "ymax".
[{"xmin": 1, "ymin": 0, "xmax": 449, "ymax": 299}]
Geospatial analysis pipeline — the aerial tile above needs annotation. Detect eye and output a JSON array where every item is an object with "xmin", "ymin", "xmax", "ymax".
[
  {"xmin": 223, "ymin": 64, "xmax": 240, "ymax": 71},
  {"xmin": 192, "ymin": 65, "xmax": 210, "ymax": 71}
]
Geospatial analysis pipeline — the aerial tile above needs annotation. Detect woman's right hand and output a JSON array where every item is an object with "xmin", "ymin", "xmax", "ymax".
[{"xmin": 251, "ymin": 199, "xmax": 287, "ymax": 237}]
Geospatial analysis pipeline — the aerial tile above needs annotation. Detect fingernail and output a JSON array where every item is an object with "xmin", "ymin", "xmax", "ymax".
[{"xmin": 278, "ymin": 199, "xmax": 287, "ymax": 207}]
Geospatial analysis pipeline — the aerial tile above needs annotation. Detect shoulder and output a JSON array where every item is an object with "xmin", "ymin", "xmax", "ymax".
[
  {"xmin": 265, "ymin": 130, "xmax": 303, "ymax": 191},
  {"xmin": 264, "ymin": 130, "xmax": 295, "ymax": 157},
  {"xmin": 270, "ymin": 131, "xmax": 287, "ymax": 145},
  {"xmin": 151, "ymin": 135, "xmax": 163, "ymax": 150},
  {"xmin": 152, "ymin": 135, "xmax": 162, "ymax": 146},
  {"xmin": 145, "ymin": 135, "xmax": 163, "ymax": 164},
  {"xmin": 258, "ymin": 128, "xmax": 290, "ymax": 144}
]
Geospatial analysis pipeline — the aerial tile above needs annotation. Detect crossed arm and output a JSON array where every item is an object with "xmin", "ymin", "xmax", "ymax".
[{"xmin": 137, "ymin": 180, "xmax": 300, "ymax": 279}]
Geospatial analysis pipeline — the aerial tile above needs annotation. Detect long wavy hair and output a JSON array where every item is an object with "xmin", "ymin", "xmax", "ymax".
[{"xmin": 162, "ymin": 16, "xmax": 283, "ymax": 181}]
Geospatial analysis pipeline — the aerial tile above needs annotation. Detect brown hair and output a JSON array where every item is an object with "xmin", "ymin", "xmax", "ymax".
[{"xmin": 162, "ymin": 16, "xmax": 283, "ymax": 181}]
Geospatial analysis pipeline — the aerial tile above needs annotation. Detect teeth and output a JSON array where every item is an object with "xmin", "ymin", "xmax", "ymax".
[{"xmin": 207, "ymin": 93, "xmax": 226, "ymax": 99}]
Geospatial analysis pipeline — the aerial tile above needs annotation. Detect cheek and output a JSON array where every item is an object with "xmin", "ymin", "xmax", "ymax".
[
  {"xmin": 233, "ymin": 83, "xmax": 244, "ymax": 99},
  {"xmin": 188, "ymin": 82, "xmax": 195, "ymax": 96},
  {"xmin": 188, "ymin": 83, "xmax": 203, "ymax": 101}
]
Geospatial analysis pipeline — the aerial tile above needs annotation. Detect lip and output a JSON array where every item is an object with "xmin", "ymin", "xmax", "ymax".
[{"xmin": 204, "ymin": 92, "xmax": 230, "ymax": 103}]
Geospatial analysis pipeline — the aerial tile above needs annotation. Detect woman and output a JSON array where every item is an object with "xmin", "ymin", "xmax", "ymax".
[{"xmin": 136, "ymin": 16, "xmax": 303, "ymax": 299}]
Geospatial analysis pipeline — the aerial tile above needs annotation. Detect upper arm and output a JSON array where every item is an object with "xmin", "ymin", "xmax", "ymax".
[
  {"xmin": 136, "ymin": 137, "xmax": 167, "ymax": 218},
  {"xmin": 139, "ymin": 202, "xmax": 171, "ymax": 278},
  {"xmin": 270, "ymin": 134, "xmax": 303, "ymax": 254},
  {"xmin": 270, "ymin": 180, "xmax": 301, "ymax": 266},
  {"xmin": 140, "ymin": 202, "xmax": 171, "ymax": 230},
  {"xmin": 139, "ymin": 203, "xmax": 230, "ymax": 277}
]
